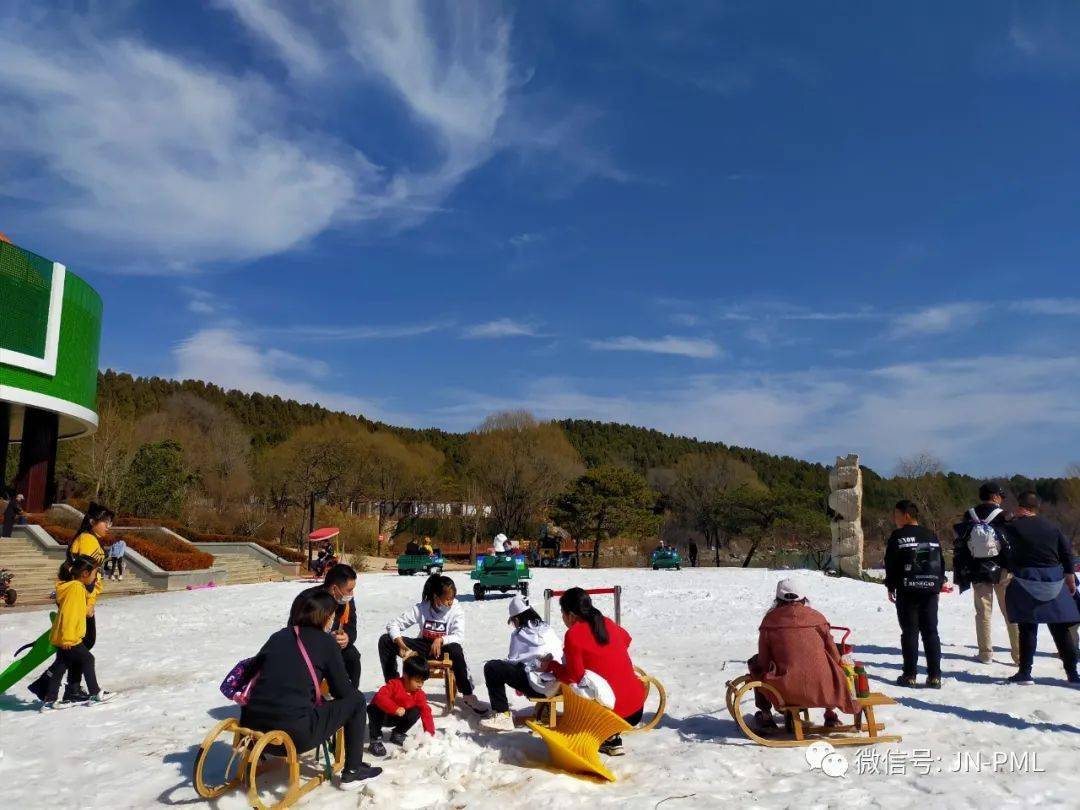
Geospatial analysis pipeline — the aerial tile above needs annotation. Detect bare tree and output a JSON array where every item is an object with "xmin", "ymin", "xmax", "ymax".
[
  {"xmin": 670, "ymin": 452, "xmax": 762, "ymax": 566},
  {"xmin": 464, "ymin": 411, "xmax": 583, "ymax": 540},
  {"xmin": 64, "ymin": 401, "xmax": 138, "ymax": 505}
]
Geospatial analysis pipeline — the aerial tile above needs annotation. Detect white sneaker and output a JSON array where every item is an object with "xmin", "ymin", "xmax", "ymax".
[
  {"xmin": 481, "ymin": 711, "xmax": 516, "ymax": 732},
  {"xmin": 86, "ymin": 690, "xmax": 116, "ymax": 705},
  {"xmin": 461, "ymin": 694, "xmax": 489, "ymax": 715}
]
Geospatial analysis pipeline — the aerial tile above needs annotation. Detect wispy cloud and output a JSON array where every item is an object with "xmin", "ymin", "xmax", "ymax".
[
  {"xmin": 0, "ymin": 2, "xmax": 622, "ymax": 268},
  {"xmin": 0, "ymin": 26, "xmax": 365, "ymax": 265},
  {"xmin": 426, "ymin": 355, "xmax": 1080, "ymax": 477},
  {"xmin": 1011, "ymin": 298, "xmax": 1080, "ymax": 316},
  {"xmin": 589, "ymin": 335, "xmax": 721, "ymax": 359},
  {"xmin": 271, "ymin": 321, "xmax": 451, "ymax": 341},
  {"xmin": 888, "ymin": 303, "xmax": 987, "ymax": 338},
  {"xmin": 463, "ymin": 318, "xmax": 541, "ymax": 339},
  {"xmin": 508, "ymin": 232, "xmax": 543, "ymax": 248},
  {"xmin": 174, "ymin": 327, "xmax": 403, "ymax": 421}
]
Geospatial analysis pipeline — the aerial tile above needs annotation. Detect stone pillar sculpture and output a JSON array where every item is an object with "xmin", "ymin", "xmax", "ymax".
[{"xmin": 828, "ymin": 453, "xmax": 864, "ymax": 578}]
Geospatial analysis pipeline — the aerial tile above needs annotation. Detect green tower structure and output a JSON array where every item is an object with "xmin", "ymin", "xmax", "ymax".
[{"xmin": 0, "ymin": 234, "xmax": 102, "ymax": 512}]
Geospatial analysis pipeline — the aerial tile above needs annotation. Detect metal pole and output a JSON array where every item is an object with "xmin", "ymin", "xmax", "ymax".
[
  {"xmin": 614, "ymin": 585, "xmax": 622, "ymax": 625},
  {"xmin": 543, "ymin": 588, "xmax": 554, "ymax": 624}
]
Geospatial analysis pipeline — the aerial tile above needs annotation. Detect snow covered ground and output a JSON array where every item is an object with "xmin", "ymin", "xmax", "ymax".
[{"xmin": 1, "ymin": 567, "xmax": 1077, "ymax": 810}]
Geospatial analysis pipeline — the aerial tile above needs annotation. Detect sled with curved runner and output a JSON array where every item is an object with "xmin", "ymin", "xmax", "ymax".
[
  {"xmin": 193, "ymin": 718, "xmax": 345, "ymax": 809},
  {"xmin": 528, "ymin": 666, "xmax": 667, "ymax": 735},
  {"xmin": 0, "ymin": 612, "xmax": 57, "ymax": 695},
  {"xmin": 724, "ymin": 673, "xmax": 901, "ymax": 748},
  {"xmin": 526, "ymin": 685, "xmax": 633, "ymax": 782}
]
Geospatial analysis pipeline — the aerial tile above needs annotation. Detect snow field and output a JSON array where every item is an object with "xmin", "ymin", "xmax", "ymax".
[{"xmin": 0, "ymin": 567, "xmax": 1077, "ymax": 809}]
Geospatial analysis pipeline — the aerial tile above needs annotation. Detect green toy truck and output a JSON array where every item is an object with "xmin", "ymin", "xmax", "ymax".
[
  {"xmin": 470, "ymin": 553, "xmax": 531, "ymax": 599},
  {"xmin": 396, "ymin": 549, "xmax": 446, "ymax": 576},
  {"xmin": 651, "ymin": 548, "xmax": 682, "ymax": 570}
]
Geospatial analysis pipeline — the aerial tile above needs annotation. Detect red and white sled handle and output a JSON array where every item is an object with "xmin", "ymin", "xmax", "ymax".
[
  {"xmin": 543, "ymin": 586, "xmax": 622, "ymax": 625},
  {"xmin": 830, "ymin": 625, "xmax": 852, "ymax": 647}
]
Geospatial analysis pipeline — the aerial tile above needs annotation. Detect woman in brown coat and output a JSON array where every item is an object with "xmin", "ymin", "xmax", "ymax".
[{"xmin": 748, "ymin": 578, "xmax": 858, "ymax": 731}]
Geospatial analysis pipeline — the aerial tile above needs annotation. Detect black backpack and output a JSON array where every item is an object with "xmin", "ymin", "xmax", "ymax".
[{"xmin": 901, "ymin": 538, "xmax": 945, "ymax": 592}]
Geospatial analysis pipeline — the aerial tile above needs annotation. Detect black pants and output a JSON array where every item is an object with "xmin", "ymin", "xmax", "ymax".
[
  {"xmin": 367, "ymin": 705, "xmax": 421, "ymax": 740},
  {"xmin": 484, "ymin": 659, "xmax": 545, "ymax": 713},
  {"xmin": 32, "ymin": 614, "xmax": 97, "ymax": 696},
  {"xmin": 895, "ymin": 590, "xmax": 941, "ymax": 679},
  {"xmin": 44, "ymin": 644, "xmax": 99, "ymax": 701},
  {"xmin": 341, "ymin": 645, "xmax": 362, "ymax": 689},
  {"xmin": 243, "ymin": 690, "xmax": 368, "ymax": 771},
  {"xmin": 1017, "ymin": 622, "xmax": 1079, "ymax": 676},
  {"xmin": 105, "ymin": 557, "xmax": 125, "ymax": 577},
  {"xmin": 377, "ymin": 634, "xmax": 473, "ymax": 696}
]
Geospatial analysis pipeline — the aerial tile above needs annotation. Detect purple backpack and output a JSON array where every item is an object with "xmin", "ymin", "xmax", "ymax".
[{"xmin": 220, "ymin": 657, "xmax": 259, "ymax": 705}]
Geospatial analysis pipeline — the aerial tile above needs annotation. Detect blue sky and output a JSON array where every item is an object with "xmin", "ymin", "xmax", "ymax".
[{"xmin": 2, "ymin": 1, "xmax": 1079, "ymax": 477}]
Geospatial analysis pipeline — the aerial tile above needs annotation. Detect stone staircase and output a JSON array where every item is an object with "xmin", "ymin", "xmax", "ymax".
[
  {"xmin": 208, "ymin": 551, "xmax": 287, "ymax": 585},
  {"xmin": 0, "ymin": 536, "xmax": 155, "ymax": 606}
]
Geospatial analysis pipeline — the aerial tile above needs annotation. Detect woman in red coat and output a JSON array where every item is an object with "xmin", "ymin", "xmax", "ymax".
[
  {"xmin": 543, "ymin": 587, "xmax": 645, "ymax": 755},
  {"xmin": 748, "ymin": 578, "xmax": 858, "ymax": 731}
]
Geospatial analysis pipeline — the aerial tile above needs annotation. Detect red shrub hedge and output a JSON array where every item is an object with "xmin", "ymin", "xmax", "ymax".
[{"xmin": 30, "ymin": 522, "xmax": 215, "ymax": 572}]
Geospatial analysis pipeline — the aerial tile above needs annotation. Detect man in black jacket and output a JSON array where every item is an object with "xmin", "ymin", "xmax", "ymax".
[
  {"xmin": 885, "ymin": 500, "xmax": 945, "ymax": 688},
  {"xmin": 323, "ymin": 564, "xmax": 362, "ymax": 687},
  {"xmin": 953, "ymin": 482, "xmax": 1019, "ymax": 665},
  {"xmin": 1002, "ymin": 492, "xmax": 1079, "ymax": 685}
]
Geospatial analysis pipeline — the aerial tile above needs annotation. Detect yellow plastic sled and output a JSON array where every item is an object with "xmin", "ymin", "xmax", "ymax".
[{"xmin": 525, "ymin": 685, "xmax": 633, "ymax": 782}]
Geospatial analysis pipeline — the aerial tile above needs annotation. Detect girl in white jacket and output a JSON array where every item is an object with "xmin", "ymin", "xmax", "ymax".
[
  {"xmin": 377, "ymin": 574, "xmax": 487, "ymax": 714},
  {"xmin": 481, "ymin": 595, "xmax": 563, "ymax": 731}
]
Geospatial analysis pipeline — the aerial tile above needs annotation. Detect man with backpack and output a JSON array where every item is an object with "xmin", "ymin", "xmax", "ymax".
[
  {"xmin": 953, "ymin": 482, "xmax": 1019, "ymax": 665},
  {"xmin": 885, "ymin": 500, "xmax": 945, "ymax": 688}
]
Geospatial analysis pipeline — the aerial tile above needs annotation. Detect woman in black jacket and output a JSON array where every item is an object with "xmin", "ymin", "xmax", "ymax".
[{"xmin": 241, "ymin": 589, "xmax": 382, "ymax": 787}]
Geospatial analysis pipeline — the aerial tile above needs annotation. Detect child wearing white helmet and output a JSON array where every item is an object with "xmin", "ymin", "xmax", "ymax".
[{"xmin": 480, "ymin": 595, "xmax": 562, "ymax": 732}]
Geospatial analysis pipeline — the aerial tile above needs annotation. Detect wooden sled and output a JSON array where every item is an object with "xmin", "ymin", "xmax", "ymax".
[
  {"xmin": 526, "ymin": 685, "xmax": 632, "ymax": 782},
  {"xmin": 426, "ymin": 653, "xmax": 456, "ymax": 715},
  {"xmin": 529, "ymin": 666, "xmax": 667, "ymax": 733},
  {"xmin": 193, "ymin": 718, "xmax": 345, "ymax": 809},
  {"xmin": 724, "ymin": 674, "xmax": 901, "ymax": 748}
]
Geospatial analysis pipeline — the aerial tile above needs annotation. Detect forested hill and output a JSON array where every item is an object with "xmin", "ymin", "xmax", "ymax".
[
  {"xmin": 96, "ymin": 372, "xmax": 1069, "ymax": 503},
  {"xmin": 557, "ymin": 419, "xmax": 829, "ymax": 489},
  {"xmin": 96, "ymin": 372, "xmax": 830, "ymax": 485}
]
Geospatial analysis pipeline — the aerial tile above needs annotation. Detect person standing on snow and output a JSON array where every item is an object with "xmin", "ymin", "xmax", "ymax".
[
  {"xmin": 1002, "ymin": 491, "xmax": 1079, "ymax": 685},
  {"xmin": 688, "ymin": 539, "xmax": 699, "ymax": 567},
  {"xmin": 885, "ymin": 500, "xmax": 945, "ymax": 688},
  {"xmin": 953, "ymin": 481, "xmax": 1020, "ymax": 665}
]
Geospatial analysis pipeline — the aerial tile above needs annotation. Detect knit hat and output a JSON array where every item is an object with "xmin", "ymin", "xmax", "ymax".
[{"xmin": 776, "ymin": 577, "xmax": 807, "ymax": 603}]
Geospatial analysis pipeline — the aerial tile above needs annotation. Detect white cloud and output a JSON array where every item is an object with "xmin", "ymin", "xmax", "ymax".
[
  {"xmin": 588, "ymin": 335, "xmax": 721, "ymax": 359},
  {"xmin": 427, "ymin": 355, "xmax": 1080, "ymax": 477},
  {"xmin": 215, "ymin": 0, "xmax": 327, "ymax": 77},
  {"xmin": 463, "ymin": 318, "xmax": 541, "ymax": 339},
  {"xmin": 508, "ymin": 232, "xmax": 543, "ymax": 248},
  {"xmin": 1012, "ymin": 298, "xmax": 1080, "ymax": 316},
  {"xmin": 270, "ymin": 321, "xmax": 451, "ymax": 341},
  {"xmin": 173, "ymin": 327, "xmax": 396, "ymax": 419},
  {"xmin": 888, "ymin": 303, "xmax": 986, "ymax": 337},
  {"xmin": 0, "ymin": 30, "xmax": 367, "ymax": 265}
]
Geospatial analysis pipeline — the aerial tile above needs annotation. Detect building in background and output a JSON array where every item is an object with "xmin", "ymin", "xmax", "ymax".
[{"xmin": 0, "ymin": 233, "xmax": 101, "ymax": 512}]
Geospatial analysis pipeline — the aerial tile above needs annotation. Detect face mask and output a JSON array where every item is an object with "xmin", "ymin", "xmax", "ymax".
[{"xmin": 336, "ymin": 594, "xmax": 349, "ymax": 605}]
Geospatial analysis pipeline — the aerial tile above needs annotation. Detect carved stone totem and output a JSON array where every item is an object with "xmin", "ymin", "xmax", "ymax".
[{"xmin": 828, "ymin": 453, "xmax": 864, "ymax": 577}]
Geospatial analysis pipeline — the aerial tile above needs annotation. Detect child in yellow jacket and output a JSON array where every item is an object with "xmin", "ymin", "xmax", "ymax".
[{"xmin": 40, "ymin": 559, "xmax": 113, "ymax": 710}]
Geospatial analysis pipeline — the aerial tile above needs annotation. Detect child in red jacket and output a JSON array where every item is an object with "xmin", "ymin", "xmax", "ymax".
[{"xmin": 368, "ymin": 655, "xmax": 434, "ymax": 756}]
